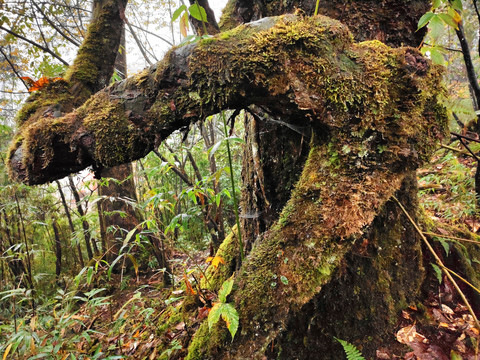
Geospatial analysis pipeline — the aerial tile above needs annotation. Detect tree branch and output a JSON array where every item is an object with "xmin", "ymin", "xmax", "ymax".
[
  {"xmin": 8, "ymin": 15, "xmax": 447, "ymax": 187},
  {"xmin": 0, "ymin": 46, "xmax": 30, "ymax": 90},
  {"xmin": 0, "ymin": 25, "xmax": 69, "ymax": 65},
  {"xmin": 32, "ymin": 0, "xmax": 81, "ymax": 47},
  {"xmin": 455, "ymin": 21, "xmax": 480, "ymax": 108}
]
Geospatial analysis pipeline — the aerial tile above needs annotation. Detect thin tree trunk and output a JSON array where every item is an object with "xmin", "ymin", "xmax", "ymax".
[
  {"xmin": 56, "ymin": 180, "xmax": 84, "ymax": 268},
  {"xmin": 52, "ymin": 220, "xmax": 62, "ymax": 280},
  {"xmin": 68, "ymin": 176, "xmax": 95, "ymax": 259}
]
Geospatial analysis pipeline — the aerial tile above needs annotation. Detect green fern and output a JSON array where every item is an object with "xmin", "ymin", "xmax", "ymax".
[{"xmin": 334, "ymin": 338, "xmax": 366, "ymax": 360}]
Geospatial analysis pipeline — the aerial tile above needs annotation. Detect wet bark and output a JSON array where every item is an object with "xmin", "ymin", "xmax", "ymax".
[
  {"xmin": 219, "ymin": 0, "xmax": 428, "ymax": 47},
  {"xmin": 271, "ymin": 174, "xmax": 423, "ymax": 359},
  {"xmin": 7, "ymin": 5, "xmax": 448, "ymax": 359},
  {"xmin": 227, "ymin": 1, "xmax": 431, "ymax": 357}
]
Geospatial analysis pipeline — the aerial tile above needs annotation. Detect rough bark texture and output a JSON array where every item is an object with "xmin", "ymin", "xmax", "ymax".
[
  {"xmin": 97, "ymin": 163, "xmax": 139, "ymax": 260},
  {"xmin": 7, "ymin": 11, "xmax": 448, "ymax": 360},
  {"xmin": 228, "ymin": 1, "xmax": 433, "ymax": 358},
  {"xmin": 219, "ymin": 0, "xmax": 428, "ymax": 47},
  {"xmin": 8, "ymin": 15, "xmax": 442, "ymax": 185},
  {"xmin": 270, "ymin": 174, "xmax": 423, "ymax": 359},
  {"xmin": 241, "ymin": 112, "xmax": 309, "ymax": 251},
  {"xmin": 236, "ymin": 0, "xmax": 429, "ymax": 252},
  {"xmin": 8, "ymin": 0, "xmax": 127, "ymax": 182},
  {"xmin": 188, "ymin": 0, "xmax": 220, "ymax": 35}
]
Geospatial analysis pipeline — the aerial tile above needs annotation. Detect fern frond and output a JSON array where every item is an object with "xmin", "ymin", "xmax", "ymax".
[{"xmin": 334, "ymin": 338, "xmax": 366, "ymax": 360}]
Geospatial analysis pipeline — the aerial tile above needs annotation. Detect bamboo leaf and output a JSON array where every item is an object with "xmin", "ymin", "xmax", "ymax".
[
  {"xmin": 3, "ymin": 343, "xmax": 12, "ymax": 360},
  {"xmin": 123, "ymin": 227, "xmax": 138, "ymax": 248},
  {"xmin": 126, "ymin": 254, "xmax": 139, "ymax": 277},
  {"xmin": 431, "ymin": 263, "xmax": 443, "ymax": 284}
]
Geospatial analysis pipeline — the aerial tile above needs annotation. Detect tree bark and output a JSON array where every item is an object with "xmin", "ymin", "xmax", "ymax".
[
  {"xmin": 7, "ymin": 10, "xmax": 448, "ymax": 359},
  {"xmin": 52, "ymin": 220, "xmax": 62, "ymax": 279},
  {"xmin": 219, "ymin": 0, "xmax": 428, "ymax": 47},
  {"xmin": 8, "ymin": 15, "xmax": 442, "ymax": 186},
  {"xmin": 222, "ymin": 1, "xmax": 434, "ymax": 357}
]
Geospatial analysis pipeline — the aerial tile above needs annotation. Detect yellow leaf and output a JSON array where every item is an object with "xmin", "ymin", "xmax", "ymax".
[
  {"xmin": 30, "ymin": 337, "xmax": 36, "ymax": 354},
  {"xmin": 453, "ymin": 11, "xmax": 461, "ymax": 25},
  {"xmin": 211, "ymin": 256, "xmax": 225, "ymax": 269},
  {"xmin": 30, "ymin": 316, "xmax": 37, "ymax": 331},
  {"xmin": 3, "ymin": 343, "xmax": 12, "ymax": 360},
  {"xmin": 180, "ymin": 13, "xmax": 188, "ymax": 37},
  {"xmin": 206, "ymin": 256, "xmax": 214, "ymax": 263}
]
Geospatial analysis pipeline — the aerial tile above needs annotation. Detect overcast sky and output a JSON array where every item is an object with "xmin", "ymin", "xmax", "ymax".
[{"xmin": 126, "ymin": 0, "xmax": 229, "ymax": 72}]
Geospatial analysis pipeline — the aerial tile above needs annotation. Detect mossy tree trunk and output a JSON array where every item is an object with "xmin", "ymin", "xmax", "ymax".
[
  {"xmin": 224, "ymin": 1, "xmax": 432, "ymax": 357},
  {"xmin": 7, "ymin": 4, "xmax": 449, "ymax": 360}
]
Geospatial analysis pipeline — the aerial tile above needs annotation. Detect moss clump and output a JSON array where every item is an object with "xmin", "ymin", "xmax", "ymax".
[
  {"xmin": 15, "ymin": 80, "xmax": 86, "ymax": 126},
  {"xmin": 81, "ymin": 92, "xmax": 137, "ymax": 167},
  {"xmin": 180, "ymin": 17, "xmax": 447, "ymax": 358}
]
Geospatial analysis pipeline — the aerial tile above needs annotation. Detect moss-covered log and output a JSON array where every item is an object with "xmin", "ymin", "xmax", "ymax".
[{"xmin": 8, "ymin": 15, "xmax": 445, "ymax": 185}]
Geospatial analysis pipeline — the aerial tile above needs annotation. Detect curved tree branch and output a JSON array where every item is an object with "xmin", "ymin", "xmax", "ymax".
[
  {"xmin": 6, "ymin": 13, "xmax": 448, "ymax": 359},
  {"xmin": 8, "ymin": 15, "xmax": 446, "ymax": 186}
]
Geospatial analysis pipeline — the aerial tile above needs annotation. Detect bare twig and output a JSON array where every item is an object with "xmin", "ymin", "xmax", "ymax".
[
  {"xmin": 0, "ymin": 46, "xmax": 30, "ymax": 90},
  {"xmin": 0, "ymin": 25, "xmax": 69, "ymax": 65},
  {"xmin": 393, "ymin": 196, "xmax": 480, "ymax": 332},
  {"xmin": 32, "ymin": 0, "xmax": 81, "ymax": 47}
]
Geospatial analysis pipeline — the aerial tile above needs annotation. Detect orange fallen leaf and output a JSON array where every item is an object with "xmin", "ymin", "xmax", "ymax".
[
  {"xmin": 396, "ymin": 325, "xmax": 429, "ymax": 345},
  {"xmin": 206, "ymin": 255, "xmax": 225, "ymax": 269},
  {"xmin": 184, "ymin": 273, "xmax": 196, "ymax": 295},
  {"xmin": 21, "ymin": 76, "xmax": 63, "ymax": 92}
]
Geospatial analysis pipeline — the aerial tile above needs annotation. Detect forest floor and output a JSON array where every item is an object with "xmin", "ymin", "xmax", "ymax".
[{"xmin": 71, "ymin": 143, "xmax": 480, "ymax": 360}]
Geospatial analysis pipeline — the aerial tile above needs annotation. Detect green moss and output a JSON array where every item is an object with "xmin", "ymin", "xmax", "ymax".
[
  {"xmin": 202, "ymin": 225, "xmax": 238, "ymax": 292},
  {"xmin": 217, "ymin": 0, "xmax": 238, "ymax": 31},
  {"xmin": 82, "ymin": 92, "xmax": 137, "ymax": 167},
  {"xmin": 185, "ymin": 319, "xmax": 229, "ymax": 360},
  {"xmin": 15, "ymin": 80, "xmax": 79, "ymax": 125}
]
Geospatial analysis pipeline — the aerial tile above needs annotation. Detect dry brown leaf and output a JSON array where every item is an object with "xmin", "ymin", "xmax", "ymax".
[{"xmin": 397, "ymin": 325, "xmax": 429, "ymax": 345}]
